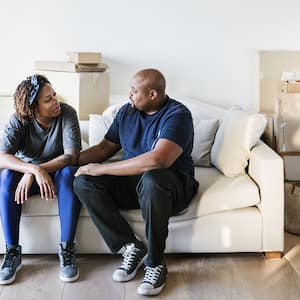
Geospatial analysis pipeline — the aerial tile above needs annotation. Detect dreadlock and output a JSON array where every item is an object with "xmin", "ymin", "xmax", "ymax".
[{"xmin": 13, "ymin": 74, "xmax": 49, "ymax": 123}]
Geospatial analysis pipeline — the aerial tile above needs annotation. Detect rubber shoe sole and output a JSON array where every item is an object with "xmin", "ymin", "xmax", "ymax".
[
  {"xmin": 112, "ymin": 255, "xmax": 146, "ymax": 282},
  {"xmin": 137, "ymin": 282, "xmax": 165, "ymax": 296},
  {"xmin": 59, "ymin": 270, "xmax": 79, "ymax": 282},
  {"xmin": 0, "ymin": 264, "xmax": 22, "ymax": 285}
]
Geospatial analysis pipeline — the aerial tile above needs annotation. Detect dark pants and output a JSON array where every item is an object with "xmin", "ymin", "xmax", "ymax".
[{"xmin": 73, "ymin": 168, "xmax": 198, "ymax": 266}]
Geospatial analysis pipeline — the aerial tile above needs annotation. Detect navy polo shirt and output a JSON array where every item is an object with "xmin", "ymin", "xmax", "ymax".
[{"xmin": 105, "ymin": 97, "xmax": 195, "ymax": 177}]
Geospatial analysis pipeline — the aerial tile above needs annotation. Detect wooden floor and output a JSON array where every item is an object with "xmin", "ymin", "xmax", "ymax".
[{"xmin": 0, "ymin": 233, "xmax": 300, "ymax": 300}]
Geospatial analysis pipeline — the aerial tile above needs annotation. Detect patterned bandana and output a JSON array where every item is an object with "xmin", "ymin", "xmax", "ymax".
[{"xmin": 28, "ymin": 74, "xmax": 48, "ymax": 106}]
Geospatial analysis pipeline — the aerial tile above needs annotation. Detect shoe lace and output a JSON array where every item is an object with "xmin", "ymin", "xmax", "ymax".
[
  {"xmin": 143, "ymin": 265, "xmax": 163, "ymax": 285},
  {"xmin": 61, "ymin": 247, "xmax": 75, "ymax": 266},
  {"xmin": 2, "ymin": 250, "xmax": 17, "ymax": 269},
  {"xmin": 120, "ymin": 244, "xmax": 140, "ymax": 271}
]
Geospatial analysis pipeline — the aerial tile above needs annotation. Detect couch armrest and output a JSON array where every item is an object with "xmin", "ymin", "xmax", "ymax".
[{"xmin": 249, "ymin": 141, "xmax": 284, "ymax": 252}]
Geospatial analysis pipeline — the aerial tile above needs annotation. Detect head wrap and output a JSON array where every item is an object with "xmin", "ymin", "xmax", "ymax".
[{"xmin": 27, "ymin": 74, "xmax": 49, "ymax": 106}]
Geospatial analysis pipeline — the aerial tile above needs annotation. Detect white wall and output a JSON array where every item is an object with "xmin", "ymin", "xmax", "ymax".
[{"xmin": 1, "ymin": 0, "xmax": 300, "ymax": 109}]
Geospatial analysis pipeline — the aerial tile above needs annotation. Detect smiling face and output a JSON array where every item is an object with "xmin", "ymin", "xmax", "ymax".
[{"xmin": 34, "ymin": 83, "xmax": 61, "ymax": 119}]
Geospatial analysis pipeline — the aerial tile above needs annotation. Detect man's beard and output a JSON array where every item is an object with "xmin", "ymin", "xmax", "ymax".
[{"xmin": 128, "ymin": 102, "xmax": 136, "ymax": 113}]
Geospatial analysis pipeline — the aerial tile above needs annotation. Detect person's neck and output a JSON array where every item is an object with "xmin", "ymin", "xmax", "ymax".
[
  {"xmin": 35, "ymin": 115, "xmax": 54, "ymax": 130},
  {"xmin": 144, "ymin": 95, "xmax": 168, "ymax": 115}
]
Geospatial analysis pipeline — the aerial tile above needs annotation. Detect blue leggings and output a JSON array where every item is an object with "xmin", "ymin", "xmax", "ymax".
[{"xmin": 0, "ymin": 166, "xmax": 81, "ymax": 246}]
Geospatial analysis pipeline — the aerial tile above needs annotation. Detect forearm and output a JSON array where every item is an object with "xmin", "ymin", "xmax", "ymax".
[
  {"xmin": 76, "ymin": 139, "xmax": 183, "ymax": 178},
  {"xmin": 83, "ymin": 151, "xmax": 165, "ymax": 177},
  {"xmin": 40, "ymin": 150, "xmax": 79, "ymax": 173},
  {"xmin": 0, "ymin": 153, "xmax": 37, "ymax": 174},
  {"xmin": 79, "ymin": 139, "xmax": 121, "ymax": 166}
]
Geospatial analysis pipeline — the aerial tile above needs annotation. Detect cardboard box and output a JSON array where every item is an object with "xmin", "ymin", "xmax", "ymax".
[
  {"xmin": 280, "ymin": 154, "xmax": 300, "ymax": 181},
  {"xmin": 66, "ymin": 52, "xmax": 102, "ymax": 64},
  {"xmin": 281, "ymin": 81, "xmax": 300, "ymax": 93},
  {"xmin": 274, "ymin": 93, "xmax": 300, "ymax": 152},
  {"xmin": 34, "ymin": 71, "xmax": 109, "ymax": 120}
]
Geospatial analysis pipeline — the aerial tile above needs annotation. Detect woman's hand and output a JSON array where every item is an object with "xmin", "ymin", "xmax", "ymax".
[
  {"xmin": 32, "ymin": 166, "xmax": 57, "ymax": 200},
  {"xmin": 15, "ymin": 173, "xmax": 34, "ymax": 204},
  {"xmin": 74, "ymin": 163, "xmax": 102, "ymax": 177}
]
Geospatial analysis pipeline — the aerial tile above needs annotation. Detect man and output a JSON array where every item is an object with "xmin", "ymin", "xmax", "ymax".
[{"xmin": 73, "ymin": 69, "xmax": 198, "ymax": 296}]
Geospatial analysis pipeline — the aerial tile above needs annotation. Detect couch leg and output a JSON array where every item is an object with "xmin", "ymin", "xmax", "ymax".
[{"xmin": 264, "ymin": 252, "xmax": 282, "ymax": 259}]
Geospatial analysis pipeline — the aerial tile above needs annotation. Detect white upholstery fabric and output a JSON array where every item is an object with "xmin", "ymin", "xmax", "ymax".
[
  {"xmin": 192, "ymin": 118, "xmax": 219, "ymax": 167},
  {"xmin": 88, "ymin": 114, "xmax": 107, "ymax": 146},
  {"xmin": 1, "ymin": 207, "xmax": 262, "ymax": 254},
  {"xmin": 249, "ymin": 142, "xmax": 284, "ymax": 251},
  {"xmin": 211, "ymin": 106, "xmax": 267, "ymax": 177}
]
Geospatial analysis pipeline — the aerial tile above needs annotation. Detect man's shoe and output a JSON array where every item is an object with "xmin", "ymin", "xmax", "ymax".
[
  {"xmin": 0, "ymin": 245, "xmax": 22, "ymax": 285},
  {"xmin": 112, "ymin": 241, "xmax": 147, "ymax": 282},
  {"xmin": 58, "ymin": 241, "xmax": 79, "ymax": 282},
  {"xmin": 137, "ymin": 262, "xmax": 168, "ymax": 296}
]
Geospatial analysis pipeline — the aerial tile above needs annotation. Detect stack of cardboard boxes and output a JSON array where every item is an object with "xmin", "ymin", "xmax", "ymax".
[
  {"xmin": 34, "ymin": 52, "xmax": 109, "ymax": 120},
  {"xmin": 274, "ymin": 73, "xmax": 300, "ymax": 180}
]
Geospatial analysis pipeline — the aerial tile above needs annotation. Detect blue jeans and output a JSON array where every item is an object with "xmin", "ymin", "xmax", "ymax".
[
  {"xmin": 73, "ymin": 168, "xmax": 198, "ymax": 266},
  {"xmin": 0, "ymin": 166, "xmax": 81, "ymax": 245}
]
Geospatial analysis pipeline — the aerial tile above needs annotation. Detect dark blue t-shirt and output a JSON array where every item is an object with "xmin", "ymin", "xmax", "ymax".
[{"xmin": 105, "ymin": 97, "xmax": 195, "ymax": 177}]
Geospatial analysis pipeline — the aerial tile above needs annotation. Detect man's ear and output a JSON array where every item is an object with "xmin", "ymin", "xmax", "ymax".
[{"xmin": 150, "ymin": 89, "xmax": 158, "ymax": 100}]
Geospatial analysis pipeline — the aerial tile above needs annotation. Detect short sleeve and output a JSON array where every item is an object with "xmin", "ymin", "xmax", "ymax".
[
  {"xmin": 62, "ymin": 105, "xmax": 82, "ymax": 150},
  {"xmin": 0, "ymin": 115, "xmax": 23, "ymax": 154},
  {"xmin": 159, "ymin": 112, "xmax": 194, "ymax": 150}
]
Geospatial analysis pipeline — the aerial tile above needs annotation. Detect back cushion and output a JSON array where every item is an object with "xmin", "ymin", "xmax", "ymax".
[
  {"xmin": 89, "ymin": 114, "xmax": 108, "ymax": 146},
  {"xmin": 192, "ymin": 118, "xmax": 219, "ymax": 167},
  {"xmin": 210, "ymin": 106, "xmax": 267, "ymax": 177},
  {"xmin": 182, "ymin": 98, "xmax": 223, "ymax": 167}
]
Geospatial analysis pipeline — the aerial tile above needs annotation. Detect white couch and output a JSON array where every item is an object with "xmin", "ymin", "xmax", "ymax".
[{"xmin": 0, "ymin": 97, "xmax": 284, "ymax": 256}]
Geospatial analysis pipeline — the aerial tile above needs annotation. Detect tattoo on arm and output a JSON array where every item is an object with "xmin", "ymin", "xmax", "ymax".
[{"xmin": 59, "ymin": 149, "xmax": 79, "ymax": 165}]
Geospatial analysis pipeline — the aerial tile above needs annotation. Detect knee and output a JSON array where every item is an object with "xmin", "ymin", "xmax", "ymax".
[
  {"xmin": 58, "ymin": 165, "xmax": 77, "ymax": 179},
  {"xmin": 138, "ymin": 169, "xmax": 165, "ymax": 193},
  {"xmin": 73, "ymin": 175, "xmax": 85, "ymax": 194},
  {"xmin": 0, "ymin": 169, "xmax": 19, "ymax": 188},
  {"xmin": 73, "ymin": 175, "xmax": 93, "ymax": 203},
  {"xmin": 137, "ymin": 169, "xmax": 173, "ymax": 208}
]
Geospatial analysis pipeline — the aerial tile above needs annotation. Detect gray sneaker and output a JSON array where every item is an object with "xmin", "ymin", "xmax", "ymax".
[
  {"xmin": 0, "ymin": 245, "xmax": 22, "ymax": 285},
  {"xmin": 58, "ymin": 241, "xmax": 79, "ymax": 282}
]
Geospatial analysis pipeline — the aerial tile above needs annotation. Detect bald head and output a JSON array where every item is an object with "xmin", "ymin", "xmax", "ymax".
[{"xmin": 133, "ymin": 69, "xmax": 166, "ymax": 98}]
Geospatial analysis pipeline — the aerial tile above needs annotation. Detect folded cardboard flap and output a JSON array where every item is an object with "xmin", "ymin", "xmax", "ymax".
[{"xmin": 34, "ymin": 60, "xmax": 108, "ymax": 73}]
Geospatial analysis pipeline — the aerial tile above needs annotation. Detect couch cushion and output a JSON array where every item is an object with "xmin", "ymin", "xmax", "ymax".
[
  {"xmin": 88, "ymin": 114, "xmax": 108, "ymax": 146},
  {"xmin": 21, "ymin": 167, "xmax": 260, "ymax": 220},
  {"xmin": 192, "ymin": 118, "xmax": 219, "ymax": 167},
  {"xmin": 210, "ymin": 106, "xmax": 267, "ymax": 177},
  {"xmin": 120, "ymin": 167, "xmax": 260, "ymax": 222}
]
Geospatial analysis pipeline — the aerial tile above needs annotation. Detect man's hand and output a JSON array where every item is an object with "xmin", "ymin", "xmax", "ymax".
[
  {"xmin": 15, "ymin": 173, "xmax": 34, "ymax": 204},
  {"xmin": 75, "ymin": 163, "xmax": 103, "ymax": 177},
  {"xmin": 32, "ymin": 166, "xmax": 57, "ymax": 200}
]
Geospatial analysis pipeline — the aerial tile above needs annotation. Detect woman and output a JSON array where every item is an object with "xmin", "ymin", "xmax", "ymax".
[{"xmin": 0, "ymin": 74, "xmax": 82, "ymax": 284}]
